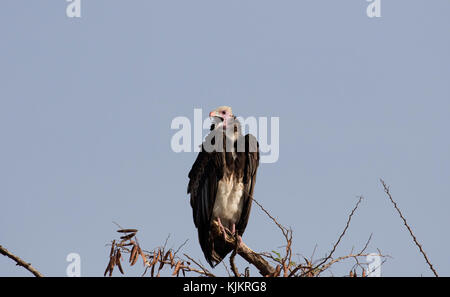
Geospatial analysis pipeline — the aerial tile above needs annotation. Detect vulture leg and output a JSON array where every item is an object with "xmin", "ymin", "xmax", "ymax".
[
  {"xmin": 217, "ymin": 217, "xmax": 227, "ymax": 241},
  {"xmin": 236, "ymin": 235, "xmax": 243, "ymax": 249},
  {"xmin": 231, "ymin": 224, "xmax": 243, "ymax": 249}
]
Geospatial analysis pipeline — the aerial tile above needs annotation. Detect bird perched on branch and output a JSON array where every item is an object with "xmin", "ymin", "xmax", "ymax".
[{"xmin": 187, "ymin": 106, "xmax": 260, "ymax": 267}]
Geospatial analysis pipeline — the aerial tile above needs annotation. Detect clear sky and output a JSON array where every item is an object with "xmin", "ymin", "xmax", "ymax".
[{"xmin": 1, "ymin": 0, "xmax": 449, "ymax": 277}]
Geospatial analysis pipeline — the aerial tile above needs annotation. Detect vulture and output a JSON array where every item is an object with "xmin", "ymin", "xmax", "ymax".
[{"xmin": 187, "ymin": 106, "xmax": 260, "ymax": 267}]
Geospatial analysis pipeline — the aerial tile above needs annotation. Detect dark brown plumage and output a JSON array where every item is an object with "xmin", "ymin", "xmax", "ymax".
[{"xmin": 187, "ymin": 106, "xmax": 259, "ymax": 267}]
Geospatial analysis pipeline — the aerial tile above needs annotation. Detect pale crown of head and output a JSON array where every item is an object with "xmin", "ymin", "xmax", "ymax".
[{"xmin": 209, "ymin": 106, "xmax": 233, "ymax": 118}]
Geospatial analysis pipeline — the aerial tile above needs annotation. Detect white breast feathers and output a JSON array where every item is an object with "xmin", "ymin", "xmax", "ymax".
[{"xmin": 212, "ymin": 174, "xmax": 244, "ymax": 230}]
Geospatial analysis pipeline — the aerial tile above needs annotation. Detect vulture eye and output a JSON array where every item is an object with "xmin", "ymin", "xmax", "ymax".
[{"xmin": 221, "ymin": 111, "xmax": 226, "ymax": 115}]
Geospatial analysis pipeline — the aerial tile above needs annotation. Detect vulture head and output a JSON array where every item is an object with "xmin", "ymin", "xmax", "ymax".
[
  {"xmin": 208, "ymin": 106, "xmax": 241, "ymax": 144},
  {"xmin": 209, "ymin": 106, "xmax": 233, "ymax": 128}
]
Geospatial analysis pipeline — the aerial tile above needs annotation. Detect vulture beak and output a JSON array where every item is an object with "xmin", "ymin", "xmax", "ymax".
[{"xmin": 209, "ymin": 111, "xmax": 224, "ymax": 123}]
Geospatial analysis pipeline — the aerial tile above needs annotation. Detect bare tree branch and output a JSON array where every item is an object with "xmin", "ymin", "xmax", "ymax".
[
  {"xmin": 0, "ymin": 245, "xmax": 44, "ymax": 277},
  {"xmin": 105, "ymin": 192, "xmax": 390, "ymax": 278},
  {"xmin": 244, "ymin": 189, "xmax": 289, "ymax": 237},
  {"xmin": 289, "ymin": 196, "xmax": 364, "ymax": 277},
  {"xmin": 380, "ymin": 179, "xmax": 438, "ymax": 277},
  {"xmin": 229, "ymin": 249, "xmax": 240, "ymax": 277},
  {"xmin": 210, "ymin": 221, "xmax": 276, "ymax": 276},
  {"xmin": 321, "ymin": 196, "xmax": 364, "ymax": 265}
]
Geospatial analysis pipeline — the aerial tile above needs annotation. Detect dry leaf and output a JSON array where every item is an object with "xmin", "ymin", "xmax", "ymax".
[
  {"xmin": 129, "ymin": 245, "xmax": 137, "ymax": 264},
  {"xmin": 115, "ymin": 250, "xmax": 124, "ymax": 274},
  {"xmin": 157, "ymin": 249, "xmax": 161, "ymax": 263},
  {"xmin": 151, "ymin": 250, "xmax": 159, "ymax": 266},
  {"xmin": 158, "ymin": 257, "xmax": 165, "ymax": 271},
  {"xmin": 109, "ymin": 241, "xmax": 115, "ymax": 257},
  {"xmin": 131, "ymin": 247, "xmax": 139, "ymax": 266},
  {"xmin": 117, "ymin": 259, "xmax": 124, "ymax": 274},
  {"xmin": 104, "ymin": 258, "xmax": 112, "ymax": 277},
  {"xmin": 139, "ymin": 247, "xmax": 147, "ymax": 266},
  {"xmin": 120, "ymin": 233, "xmax": 136, "ymax": 241},
  {"xmin": 163, "ymin": 250, "xmax": 171, "ymax": 262},
  {"xmin": 117, "ymin": 229, "xmax": 138, "ymax": 233},
  {"xmin": 108, "ymin": 257, "xmax": 114, "ymax": 277},
  {"xmin": 172, "ymin": 261, "xmax": 181, "ymax": 276}
]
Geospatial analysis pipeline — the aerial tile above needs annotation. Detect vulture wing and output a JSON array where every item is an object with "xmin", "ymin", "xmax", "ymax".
[
  {"xmin": 235, "ymin": 134, "xmax": 260, "ymax": 235},
  {"xmin": 187, "ymin": 133, "xmax": 259, "ymax": 267},
  {"xmin": 187, "ymin": 145, "xmax": 223, "ymax": 266}
]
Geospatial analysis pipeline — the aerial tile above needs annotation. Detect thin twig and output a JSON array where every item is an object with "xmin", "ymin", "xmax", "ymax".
[
  {"xmin": 174, "ymin": 239, "xmax": 189, "ymax": 256},
  {"xmin": 244, "ymin": 190, "xmax": 293, "ymax": 276},
  {"xmin": 323, "ymin": 196, "xmax": 364, "ymax": 264},
  {"xmin": 0, "ymin": 245, "xmax": 44, "ymax": 277},
  {"xmin": 230, "ymin": 249, "xmax": 240, "ymax": 277},
  {"xmin": 358, "ymin": 233, "xmax": 373, "ymax": 255},
  {"xmin": 183, "ymin": 253, "xmax": 216, "ymax": 277},
  {"xmin": 245, "ymin": 190, "xmax": 289, "ymax": 237},
  {"xmin": 222, "ymin": 260, "xmax": 231, "ymax": 277},
  {"xmin": 380, "ymin": 179, "xmax": 438, "ymax": 277},
  {"xmin": 316, "ymin": 253, "xmax": 379, "ymax": 275},
  {"xmin": 162, "ymin": 234, "xmax": 171, "ymax": 251},
  {"xmin": 291, "ymin": 196, "xmax": 364, "ymax": 277}
]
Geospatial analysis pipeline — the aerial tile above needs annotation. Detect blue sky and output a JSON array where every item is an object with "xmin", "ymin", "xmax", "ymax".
[{"xmin": 1, "ymin": 0, "xmax": 449, "ymax": 276}]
